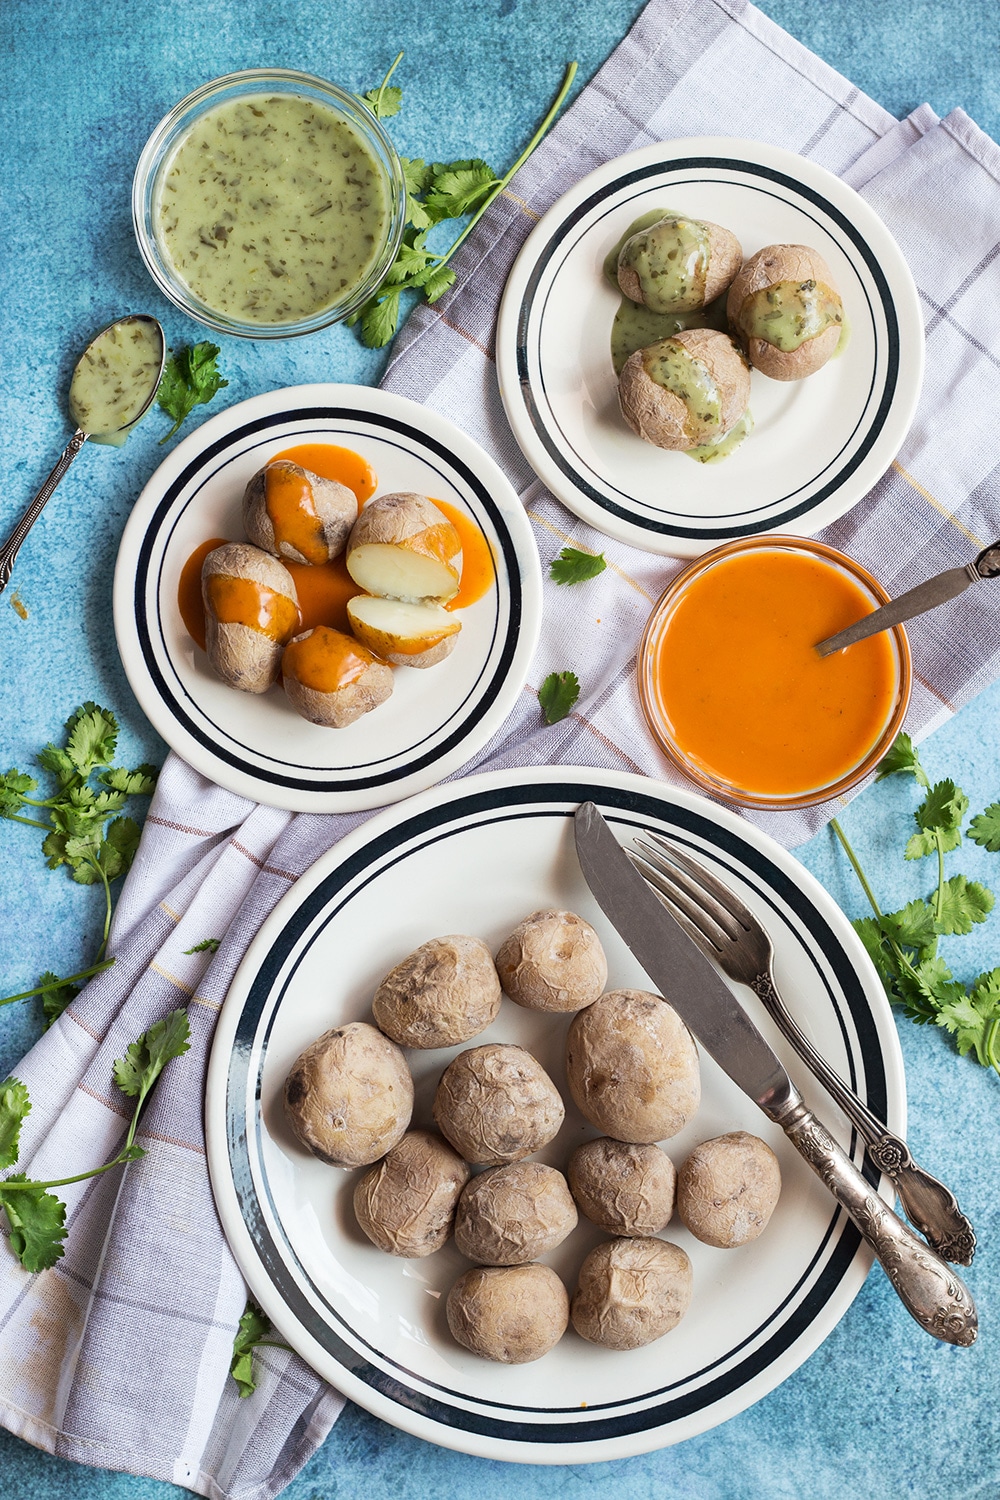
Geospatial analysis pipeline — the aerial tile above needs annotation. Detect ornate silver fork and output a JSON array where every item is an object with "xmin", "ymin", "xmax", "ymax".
[{"xmin": 630, "ymin": 832, "xmax": 976, "ymax": 1267}]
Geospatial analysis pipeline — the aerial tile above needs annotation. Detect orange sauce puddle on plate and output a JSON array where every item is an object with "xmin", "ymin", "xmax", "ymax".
[{"xmin": 652, "ymin": 549, "xmax": 898, "ymax": 796}]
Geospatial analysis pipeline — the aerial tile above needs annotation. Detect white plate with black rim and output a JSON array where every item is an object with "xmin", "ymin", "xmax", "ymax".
[
  {"xmin": 495, "ymin": 137, "xmax": 924, "ymax": 557},
  {"xmin": 113, "ymin": 385, "xmax": 542, "ymax": 812},
  {"xmin": 205, "ymin": 765, "xmax": 904, "ymax": 1464}
]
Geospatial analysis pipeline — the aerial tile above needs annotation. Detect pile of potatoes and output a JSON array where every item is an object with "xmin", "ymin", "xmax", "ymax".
[
  {"xmin": 283, "ymin": 908, "xmax": 782, "ymax": 1365},
  {"xmin": 612, "ymin": 211, "xmax": 845, "ymax": 456},
  {"xmin": 200, "ymin": 460, "xmax": 465, "ymax": 727}
]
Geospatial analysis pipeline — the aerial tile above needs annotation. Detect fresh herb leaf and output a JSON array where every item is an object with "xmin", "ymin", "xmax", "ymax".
[
  {"xmin": 852, "ymin": 916, "xmax": 892, "ymax": 978},
  {"xmin": 157, "ymin": 343, "xmax": 228, "ymax": 443},
  {"xmin": 359, "ymin": 290, "xmax": 402, "ymax": 349},
  {"xmin": 100, "ymin": 765, "xmax": 157, "ymax": 797},
  {"xmin": 0, "ymin": 1079, "xmax": 31, "ymax": 1170},
  {"xmin": 881, "ymin": 898, "xmax": 937, "ymax": 955},
  {"xmin": 37, "ymin": 972, "xmax": 81, "ymax": 1029},
  {"xmin": 64, "ymin": 702, "xmax": 119, "ymax": 775},
  {"xmin": 0, "ymin": 1178, "xmax": 67, "ymax": 1272},
  {"xmin": 969, "ymin": 802, "xmax": 1000, "ymax": 853},
  {"xmin": 935, "ymin": 874, "xmax": 994, "ymax": 936},
  {"xmin": 876, "ymin": 732, "xmax": 930, "ymax": 787},
  {"xmin": 184, "ymin": 938, "xmax": 221, "ymax": 955},
  {"xmin": 113, "ymin": 1009, "xmax": 191, "ymax": 1101},
  {"xmin": 539, "ymin": 671, "xmax": 580, "ymax": 724},
  {"xmin": 937, "ymin": 969, "xmax": 1000, "ymax": 1066},
  {"xmin": 424, "ymin": 159, "xmax": 499, "ymax": 220},
  {"xmin": 420, "ymin": 264, "xmax": 457, "ymax": 304},
  {"xmin": 231, "ymin": 1300, "xmax": 273, "ymax": 1397},
  {"xmin": 550, "ymin": 546, "xmax": 607, "ymax": 585},
  {"xmin": 905, "ymin": 779, "xmax": 969, "ymax": 859},
  {"xmin": 359, "ymin": 51, "xmax": 404, "ymax": 120},
  {"xmin": 0, "ymin": 770, "xmax": 38, "ymax": 816}
]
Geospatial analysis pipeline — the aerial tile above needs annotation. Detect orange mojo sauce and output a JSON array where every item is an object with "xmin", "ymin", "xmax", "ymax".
[
  {"xmin": 652, "ymin": 549, "xmax": 898, "ymax": 795},
  {"xmin": 283, "ymin": 625, "xmax": 373, "ymax": 693}
]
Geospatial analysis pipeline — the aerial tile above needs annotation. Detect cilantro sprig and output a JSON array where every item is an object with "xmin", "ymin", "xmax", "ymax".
[
  {"xmin": 832, "ymin": 732, "xmax": 1000, "ymax": 1073},
  {"xmin": 0, "ymin": 1009, "xmax": 190, "ymax": 1271},
  {"xmin": 157, "ymin": 342, "xmax": 228, "ymax": 443},
  {"xmin": 539, "ymin": 670, "xmax": 581, "ymax": 724},
  {"xmin": 230, "ymin": 1299, "xmax": 292, "ymax": 1397},
  {"xmin": 550, "ymin": 546, "xmax": 607, "ymax": 585},
  {"xmin": 350, "ymin": 55, "xmax": 577, "ymax": 348}
]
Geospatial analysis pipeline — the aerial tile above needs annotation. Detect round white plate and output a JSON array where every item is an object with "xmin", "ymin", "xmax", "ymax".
[
  {"xmin": 496, "ymin": 138, "xmax": 924, "ymax": 557},
  {"xmin": 113, "ymin": 385, "xmax": 542, "ymax": 811},
  {"xmin": 205, "ymin": 766, "xmax": 904, "ymax": 1464}
]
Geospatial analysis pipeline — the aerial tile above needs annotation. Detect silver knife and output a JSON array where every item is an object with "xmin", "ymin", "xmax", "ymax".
[
  {"xmin": 574, "ymin": 801, "xmax": 978, "ymax": 1347},
  {"xmin": 815, "ymin": 540, "xmax": 1000, "ymax": 656}
]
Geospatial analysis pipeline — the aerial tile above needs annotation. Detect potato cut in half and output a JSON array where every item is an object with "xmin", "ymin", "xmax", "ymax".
[
  {"xmin": 347, "ymin": 596, "xmax": 461, "ymax": 668},
  {"xmin": 346, "ymin": 492, "xmax": 461, "ymax": 603}
]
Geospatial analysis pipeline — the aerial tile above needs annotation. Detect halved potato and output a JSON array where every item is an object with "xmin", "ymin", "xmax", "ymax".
[
  {"xmin": 347, "ymin": 595, "xmax": 461, "ymax": 668},
  {"xmin": 283, "ymin": 625, "xmax": 393, "ymax": 727},
  {"xmin": 346, "ymin": 493, "xmax": 461, "ymax": 603}
]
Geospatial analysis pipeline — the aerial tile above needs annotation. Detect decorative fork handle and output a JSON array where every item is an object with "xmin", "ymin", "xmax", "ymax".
[
  {"xmin": 0, "ymin": 429, "xmax": 88, "ymax": 593},
  {"xmin": 751, "ymin": 974, "xmax": 976, "ymax": 1266},
  {"xmin": 767, "ymin": 1087, "xmax": 977, "ymax": 1346}
]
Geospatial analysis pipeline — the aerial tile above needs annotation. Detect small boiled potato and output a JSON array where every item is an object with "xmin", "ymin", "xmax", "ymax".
[
  {"xmin": 446, "ymin": 1263, "xmax": 569, "ymax": 1363},
  {"xmin": 677, "ymin": 1131, "xmax": 781, "ymax": 1247},
  {"xmin": 495, "ymin": 909, "xmax": 607, "ymax": 1013},
  {"xmin": 283, "ymin": 1020, "xmax": 414, "ymax": 1168},
  {"xmin": 727, "ymin": 244, "xmax": 843, "ymax": 380},
  {"xmin": 353, "ymin": 1129, "xmax": 470, "ymax": 1257},
  {"xmin": 347, "ymin": 595, "xmax": 460, "ymax": 669},
  {"xmin": 373, "ymin": 935, "xmax": 502, "ymax": 1049},
  {"xmin": 346, "ymin": 493, "xmax": 461, "ymax": 603},
  {"xmin": 568, "ymin": 1138, "xmax": 676, "ymax": 1237},
  {"xmin": 617, "ymin": 214, "xmax": 743, "ymax": 311},
  {"xmin": 433, "ymin": 1043, "xmax": 565, "ymax": 1166},
  {"xmin": 282, "ymin": 625, "xmax": 393, "ymax": 728},
  {"xmin": 242, "ymin": 460, "xmax": 358, "ymax": 564},
  {"xmin": 454, "ymin": 1161, "xmax": 578, "ymax": 1266},
  {"xmin": 618, "ymin": 328, "xmax": 750, "ymax": 452},
  {"xmin": 565, "ymin": 989, "xmax": 700, "ymax": 1143},
  {"xmin": 571, "ymin": 1237, "xmax": 692, "ymax": 1350},
  {"xmin": 201, "ymin": 541, "xmax": 299, "ymax": 694}
]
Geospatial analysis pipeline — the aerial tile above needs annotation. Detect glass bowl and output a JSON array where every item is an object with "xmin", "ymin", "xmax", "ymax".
[
  {"xmin": 637, "ymin": 535, "xmax": 912, "ymax": 811},
  {"xmin": 132, "ymin": 69, "xmax": 406, "ymax": 340}
]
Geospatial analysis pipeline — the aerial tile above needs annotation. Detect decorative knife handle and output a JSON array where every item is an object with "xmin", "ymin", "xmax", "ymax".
[{"xmin": 770, "ymin": 1094, "xmax": 977, "ymax": 1346}]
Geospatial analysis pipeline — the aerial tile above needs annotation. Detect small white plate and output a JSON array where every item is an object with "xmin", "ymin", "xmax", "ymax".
[
  {"xmin": 205, "ymin": 766, "xmax": 904, "ymax": 1464},
  {"xmin": 113, "ymin": 385, "xmax": 542, "ymax": 811},
  {"xmin": 496, "ymin": 138, "xmax": 924, "ymax": 557}
]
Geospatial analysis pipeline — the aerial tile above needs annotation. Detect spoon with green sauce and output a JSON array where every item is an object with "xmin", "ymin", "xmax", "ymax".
[{"xmin": 0, "ymin": 315, "xmax": 165, "ymax": 593}]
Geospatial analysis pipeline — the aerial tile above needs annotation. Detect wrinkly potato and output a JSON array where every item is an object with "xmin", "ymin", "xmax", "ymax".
[
  {"xmin": 284, "ymin": 1020, "xmax": 414, "ymax": 1168},
  {"xmin": 446, "ymin": 1263, "xmax": 569, "ymax": 1363},
  {"xmin": 495, "ymin": 909, "xmax": 608, "ymax": 1013},
  {"xmin": 618, "ymin": 328, "xmax": 750, "ymax": 452},
  {"xmin": 677, "ymin": 1131, "xmax": 781, "ymax": 1247},
  {"xmin": 353, "ymin": 1129, "xmax": 470, "ymax": 1257},
  {"xmin": 565, "ymin": 989, "xmax": 700, "ymax": 1143},
  {"xmin": 282, "ymin": 625, "xmax": 394, "ymax": 728},
  {"xmin": 346, "ymin": 493, "xmax": 461, "ymax": 603},
  {"xmin": 201, "ymin": 542, "xmax": 299, "ymax": 693},
  {"xmin": 454, "ymin": 1161, "xmax": 578, "ymax": 1265},
  {"xmin": 568, "ymin": 1138, "xmax": 676, "ymax": 1237},
  {"xmin": 433, "ymin": 1044, "xmax": 565, "ymax": 1165},
  {"xmin": 242, "ymin": 460, "xmax": 358, "ymax": 564},
  {"xmin": 571, "ymin": 1237, "xmax": 693, "ymax": 1350},
  {"xmin": 373, "ymin": 935, "xmax": 502, "ymax": 1049},
  {"xmin": 347, "ymin": 595, "xmax": 460, "ymax": 668},
  {"xmin": 617, "ymin": 214, "xmax": 743, "ymax": 311},
  {"xmin": 727, "ymin": 244, "xmax": 844, "ymax": 380}
]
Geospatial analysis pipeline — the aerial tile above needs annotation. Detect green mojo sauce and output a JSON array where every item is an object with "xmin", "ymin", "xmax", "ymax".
[
  {"xmin": 734, "ymin": 278, "xmax": 843, "ymax": 352},
  {"xmin": 68, "ymin": 318, "xmax": 164, "ymax": 444},
  {"xmin": 641, "ymin": 338, "xmax": 722, "ymax": 446},
  {"xmin": 613, "ymin": 211, "xmax": 710, "ymax": 313},
  {"xmin": 155, "ymin": 93, "xmax": 389, "ymax": 324},
  {"xmin": 687, "ymin": 409, "xmax": 754, "ymax": 463},
  {"xmin": 608, "ymin": 210, "xmax": 727, "ymax": 375}
]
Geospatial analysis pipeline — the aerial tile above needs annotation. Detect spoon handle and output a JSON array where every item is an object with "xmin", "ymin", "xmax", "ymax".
[
  {"xmin": 815, "ymin": 565, "xmax": 981, "ymax": 655},
  {"xmin": 0, "ymin": 429, "xmax": 88, "ymax": 593}
]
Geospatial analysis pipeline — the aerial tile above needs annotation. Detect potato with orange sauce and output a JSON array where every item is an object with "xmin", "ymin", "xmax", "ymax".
[
  {"xmin": 282, "ymin": 624, "xmax": 393, "ymax": 727},
  {"xmin": 243, "ymin": 459, "xmax": 358, "ymax": 564},
  {"xmin": 346, "ymin": 493, "xmax": 461, "ymax": 603},
  {"xmin": 201, "ymin": 541, "xmax": 299, "ymax": 694},
  {"xmin": 347, "ymin": 595, "xmax": 461, "ymax": 668}
]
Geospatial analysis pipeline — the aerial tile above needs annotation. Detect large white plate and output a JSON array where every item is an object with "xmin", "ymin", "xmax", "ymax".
[
  {"xmin": 205, "ymin": 766, "xmax": 905, "ymax": 1464},
  {"xmin": 496, "ymin": 138, "xmax": 924, "ymax": 557},
  {"xmin": 113, "ymin": 385, "xmax": 542, "ymax": 811}
]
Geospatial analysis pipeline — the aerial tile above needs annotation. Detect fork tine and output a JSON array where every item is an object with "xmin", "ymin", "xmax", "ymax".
[
  {"xmin": 641, "ymin": 833, "xmax": 760, "ymax": 933},
  {"xmin": 634, "ymin": 836, "xmax": 747, "ymax": 941},
  {"xmin": 626, "ymin": 852, "xmax": 725, "ymax": 959}
]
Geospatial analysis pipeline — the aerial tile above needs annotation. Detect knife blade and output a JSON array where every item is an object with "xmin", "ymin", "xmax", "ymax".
[{"xmin": 573, "ymin": 801, "xmax": 978, "ymax": 1346}]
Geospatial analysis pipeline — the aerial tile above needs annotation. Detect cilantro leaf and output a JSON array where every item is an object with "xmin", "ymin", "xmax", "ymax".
[
  {"xmin": 0, "ymin": 1079, "xmax": 31, "ymax": 1170},
  {"xmin": 895, "ymin": 955, "xmax": 965, "ymax": 1025},
  {"xmin": 881, "ymin": 899, "xmax": 937, "ymax": 955},
  {"xmin": 0, "ymin": 1178, "xmax": 67, "ymax": 1272},
  {"xmin": 0, "ymin": 770, "xmax": 37, "ymax": 816},
  {"xmin": 184, "ymin": 938, "xmax": 221, "ymax": 955},
  {"xmin": 37, "ymin": 972, "xmax": 80, "ymax": 1029},
  {"xmin": 99, "ymin": 765, "xmax": 157, "ymax": 797},
  {"xmin": 935, "ymin": 874, "xmax": 994, "ymax": 936},
  {"xmin": 550, "ymin": 546, "xmax": 607, "ymax": 585},
  {"xmin": 113, "ymin": 1008, "xmax": 191, "ymax": 1101},
  {"xmin": 936, "ymin": 970, "xmax": 1000, "ymax": 1065},
  {"xmin": 401, "ymin": 157, "xmax": 433, "ymax": 196},
  {"xmin": 419, "ymin": 264, "xmax": 457, "ymax": 304},
  {"xmin": 231, "ymin": 1300, "xmax": 274, "ymax": 1397},
  {"xmin": 539, "ymin": 671, "xmax": 580, "ymax": 724},
  {"xmin": 905, "ymin": 779, "xmax": 969, "ymax": 859},
  {"xmin": 64, "ymin": 703, "xmax": 118, "ymax": 775},
  {"xmin": 157, "ymin": 343, "xmax": 228, "ymax": 443},
  {"xmin": 424, "ymin": 159, "xmax": 498, "ymax": 220},
  {"xmin": 359, "ymin": 290, "xmax": 402, "ymax": 349},
  {"xmin": 362, "ymin": 83, "xmax": 402, "ymax": 118},
  {"xmin": 969, "ymin": 802, "xmax": 1000, "ymax": 853},
  {"xmin": 35, "ymin": 745, "xmax": 76, "ymax": 786},
  {"xmin": 853, "ymin": 916, "xmax": 893, "ymax": 980},
  {"xmin": 876, "ymin": 732, "xmax": 930, "ymax": 787},
  {"xmin": 97, "ymin": 816, "xmax": 142, "ymax": 883}
]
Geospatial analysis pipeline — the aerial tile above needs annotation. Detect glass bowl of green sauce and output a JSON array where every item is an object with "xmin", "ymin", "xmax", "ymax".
[{"xmin": 133, "ymin": 69, "xmax": 407, "ymax": 339}]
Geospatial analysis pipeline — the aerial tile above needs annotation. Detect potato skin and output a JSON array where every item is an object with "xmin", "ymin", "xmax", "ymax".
[
  {"xmin": 571, "ymin": 1237, "xmax": 692, "ymax": 1350},
  {"xmin": 346, "ymin": 492, "xmax": 461, "ymax": 603},
  {"xmin": 353, "ymin": 1129, "xmax": 470, "ymax": 1257},
  {"xmin": 454, "ymin": 1161, "xmax": 578, "ymax": 1265},
  {"xmin": 677, "ymin": 1131, "xmax": 781, "ymax": 1247},
  {"xmin": 373, "ymin": 935, "xmax": 502, "ymax": 1049},
  {"xmin": 618, "ymin": 328, "xmax": 750, "ymax": 451},
  {"xmin": 282, "ymin": 626, "xmax": 394, "ymax": 728},
  {"xmin": 283, "ymin": 1020, "xmax": 414, "ymax": 1168},
  {"xmin": 727, "ymin": 244, "xmax": 842, "ymax": 380},
  {"xmin": 495, "ymin": 909, "xmax": 608, "ymax": 1013},
  {"xmin": 242, "ymin": 461, "xmax": 358, "ymax": 564},
  {"xmin": 446, "ymin": 1264, "xmax": 569, "ymax": 1363},
  {"xmin": 565, "ymin": 988, "xmax": 700, "ymax": 1143},
  {"xmin": 201, "ymin": 542, "xmax": 298, "ymax": 694},
  {"xmin": 617, "ymin": 217, "xmax": 743, "ymax": 310},
  {"xmin": 568, "ymin": 1138, "xmax": 676, "ymax": 1237},
  {"xmin": 433, "ymin": 1044, "xmax": 565, "ymax": 1166}
]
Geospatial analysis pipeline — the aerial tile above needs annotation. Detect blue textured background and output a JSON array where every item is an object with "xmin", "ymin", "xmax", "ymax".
[{"xmin": 2, "ymin": 2, "xmax": 999, "ymax": 1497}]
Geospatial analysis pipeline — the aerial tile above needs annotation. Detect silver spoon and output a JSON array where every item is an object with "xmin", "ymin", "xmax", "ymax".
[
  {"xmin": 0, "ymin": 315, "xmax": 166, "ymax": 594},
  {"xmin": 816, "ymin": 539, "xmax": 1000, "ymax": 656}
]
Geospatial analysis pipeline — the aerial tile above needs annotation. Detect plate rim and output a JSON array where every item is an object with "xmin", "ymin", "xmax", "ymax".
[
  {"xmin": 205, "ymin": 763, "xmax": 906, "ymax": 1464},
  {"xmin": 495, "ymin": 135, "xmax": 925, "ymax": 557}
]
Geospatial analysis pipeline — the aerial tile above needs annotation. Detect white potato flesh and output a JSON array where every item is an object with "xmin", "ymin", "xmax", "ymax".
[
  {"xmin": 347, "ymin": 596, "xmax": 461, "ymax": 667},
  {"xmin": 346, "ymin": 493, "xmax": 461, "ymax": 603},
  {"xmin": 348, "ymin": 544, "xmax": 460, "ymax": 602}
]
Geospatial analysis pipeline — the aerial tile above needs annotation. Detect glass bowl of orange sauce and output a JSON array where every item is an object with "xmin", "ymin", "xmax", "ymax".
[{"xmin": 637, "ymin": 536, "xmax": 911, "ymax": 810}]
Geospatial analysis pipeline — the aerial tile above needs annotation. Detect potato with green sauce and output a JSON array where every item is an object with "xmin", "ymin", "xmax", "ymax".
[{"xmin": 727, "ymin": 244, "xmax": 844, "ymax": 380}]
